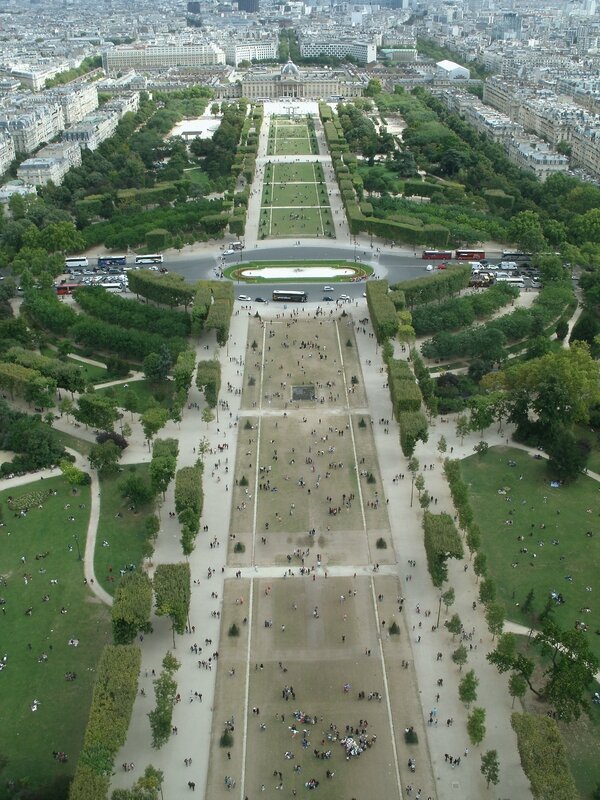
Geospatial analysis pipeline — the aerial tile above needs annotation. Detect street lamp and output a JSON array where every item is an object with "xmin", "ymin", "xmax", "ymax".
[
  {"xmin": 354, "ymin": 239, "xmax": 357, "ymax": 262},
  {"xmin": 410, "ymin": 473, "xmax": 415, "ymax": 508},
  {"xmin": 436, "ymin": 593, "xmax": 443, "ymax": 629},
  {"xmin": 73, "ymin": 533, "xmax": 82, "ymax": 561}
]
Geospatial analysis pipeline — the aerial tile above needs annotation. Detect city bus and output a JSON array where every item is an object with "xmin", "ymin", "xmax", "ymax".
[
  {"xmin": 455, "ymin": 249, "xmax": 486, "ymax": 261},
  {"xmin": 501, "ymin": 251, "xmax": 532, "ymax": 264},
  {"xmin": 272, "ymin": 290, "xmax": 308, "ymax": 303},
  {"xmin": 102, "ymin": 282, "xmax": 126, "ymax": 293},
  {"xmin": 135, "ymin": 253, "xmax": 164, "ymax": 265},
  {"xmin": 64, "ymin": 256, "xmax": 88, "ymax": 270},
  {"xmin": 422, "ymin": 249, "xmax": 452, "ymax": 260},
  {"xmin": 97, "ymin": 255, "xmax": 127, "ymax": 268},
  {"xmin": 495, "ymin": 275, "xmax": 525, "ymax": 288}
]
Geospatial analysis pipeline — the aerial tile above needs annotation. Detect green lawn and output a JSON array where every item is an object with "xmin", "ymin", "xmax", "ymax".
[
  {"xmin": 265, "ymin": 182, "xmax": 322, "ymax": 207},
  {"xmin": 50, "ymin": 427, "xmax": 94, "ymax": 457},
  {"xmin": 95, "ymin": 379, "xmax": 175, "ymax": 414},
  {"xmin": 270, "ymin": 162, "xmax": 323, "ymax": 183},
  {"xmin": 39, "ymin": 347, "xmax": 113, "ymax": 385},
  {"xmin": 224, "ymin": 260, "xmax": 372, "ymax": 283},
  {"xmin": 0, "ymin": 476, "xmax": 111, "ymax": 798},
  {"xmin": 185, "ymin": 166, "xmax": 211, "ymax": 191},
  {"xmin": 94, "ymin": 464, "xmax": 156, "ymax": 596},
  {"xmin": 460, "ymin": 446, "xmax": 600, "ymax": 661},
  {"xmin": 261, "ymin": 206, "xmax": 334, "ymax": 239}
]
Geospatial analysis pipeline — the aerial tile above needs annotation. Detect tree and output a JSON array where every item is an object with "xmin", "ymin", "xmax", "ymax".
[
  {"xmin": 452, "ymin": 644, "xmax": 468, "ymax": 671},
  {"xmin": 480, "ymin": 750, "xmax": 500, "ymax": 789},
  {"xmin": 89, "ymin": 440, "xmax": 122, "ymax": 475},
  {"xmin": 467, "ymin": 707, "xmax": 486, "ymax": 746},
  {"xmin": 59, "ymin": 459, "xmax": 89, "ymax": 486},
  {"xmin": 508, "ymin": 672, "xmax": 527, "ymax": 708},
  {"xmin": 479, "ymin": 577, "xmax": 496, "ymax": 605},
  {"xmin": 150, "ymin": 454, "xmax": 177, "ymax": 498},
  {"xmin": 75, "ymin": 392, "xmax": 119, "ymax": 431},
  {"xmin": 143, "ymin": 345, "xmax": 172, "ymax": 383},
  {"xmin": 120, "ymin": 471, "xmax": 155, "ymax": 509},
  {"xmin": 485, "ymin": 602, "xmax": 505, "ymax": 640},
  {"xmin": 442, "ymin": 587, "xmax": 455, "ymax": 612},
  {"xmin": 473, "ymin": 552, "xmax": 487, "ymax": 582},
  {"xmin": 141, "ymin": 407, "xmax": 169, "ymax": 449},
  {"xmin": 445, "ymin": 613, "xmax": 462, "ymax": 640},
  {"xmin": 546, "ymin": 428, "xmax": 589, "ymax": 482},
  {"xmin": 111, "ymin": 765, "xmax": 164, "ymax": 800},
  {"xmin": 414, "ymin": 473, "xmax": 425, "ymax": 496},
  {"xmin": 154, "ymin": 563, "xmax": 191, "ymax": 648},
  {"xmin": 148, "ymin": 653, "xmax": 180, "ymax": 749},
  {"xmin": 507, "ymin": 210, "xmax": 547, "ymax": 254},
  {"xmin": 468, "ymin": 396, "xmax": 495, "ymax": 439},
  {"xmin": 202, "ymin": 407, "xmax": 215, "ymax": 428},
  {"xmin": 488, "ymin": 625, "xmax": 599, "ymax": 722},
  {"xmin": 455, "ymin": 414, "xmax": 470, "ymax": 445},
  {"xmin": 437, "ymin": 435, "xmax": 447, "ymax": 458},
  {"xmin": 466, "ymin": 525, "xmax": 481, "ymax": 560},
  {"xmin": 407, "ymin": 456, "xmax": 419, "ymax": 475},
  {"xmin": 459, "ymin": 669, "xmax": 479, "ymax": 707},
  {"xmin": 59, "ymin": 396, "xmax": 74, "ymax": 420}
]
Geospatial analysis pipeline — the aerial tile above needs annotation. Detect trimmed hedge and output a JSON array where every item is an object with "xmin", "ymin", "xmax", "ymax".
[
  {"xmin": 511, "ymin": 713, "xmax": 577, "ymax": 800},
  {"xmin": 111, "ymin": 572, "xmax": 153, "ymax": 645},
  {"xmin": 69, "ymin": 645, "xmax": 141, "ymax": 800},
  {"xmin": 392, "ymin": 265, "xmax": 471, "ymax": 309},
  {"xmin": 423, "ymin": 511, "xmax": 464, "ymax": 588},
  {"xmin": 366, "ymin": 281, "xmax": 399, "ymax": 342},
  {"xmin": 175, "ymin": 463, "xmax": 204, "ymax": 555},
  {"xmin": 411, "ymin": 282, "xmax": 519, "ymax": 336},
  {"xmin": 398, "ymin": 409, "xmax": 428, "ymax": 457},
  {"xmin": 196, "ymin": 360, "xmax": 221, "ymax": 408}
]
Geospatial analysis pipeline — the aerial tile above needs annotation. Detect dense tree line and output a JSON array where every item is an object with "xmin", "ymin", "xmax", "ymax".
[
  {"xmin": 0, "ymin": 398, "xmax": 66, "ymax": 474},
  {"xmin": 190, "ymin": 101, "xmax": 248, "ymax": 181},
  {"xmin": 74, "ymin": 286, "xmax": 191, "ymax": 337},
  {"xmin": 68, "ymin": 645, "xmax": 141, "ymax": 800},
  {"xmin": 411, "ymin": 283, "xmax": 518, "ymax": 336},
  {"xmin": 111, "ymin": 573, "xmax": 153, "ymax": 645},
  {"xmin": 174, "ymin": 464, "xmax": 204, "ymax": 554},
  {"xmin": 128, "ymin": 271, "xmax": 195, "ymax": 310},
  {"xmin": 5, "ymin": 345, "xmax": 86, "ymax": 394},
  {"xmin": 421, "ymin": 284, "xmax": 573, "ymax": 361}
]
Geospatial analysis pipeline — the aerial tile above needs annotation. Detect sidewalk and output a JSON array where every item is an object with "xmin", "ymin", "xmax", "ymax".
[{"xmin": 351, "ymin": 303, "xmax": 532, "ymax": 800}]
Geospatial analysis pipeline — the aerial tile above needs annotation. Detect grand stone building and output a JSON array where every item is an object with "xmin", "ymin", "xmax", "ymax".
[{"xmin": 216, "ymin": 60, "xmax": 365, "ymax": 101}]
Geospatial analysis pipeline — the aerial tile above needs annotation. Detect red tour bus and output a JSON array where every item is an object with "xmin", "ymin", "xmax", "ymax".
[
  {"xmin": 455, "ymin": 249, "xmax": 486, "ymax": 260},
  {"xmin": 55, "ymin": 283, "xmax": 80, "ymax": 296},
  {"xmin": 422, "ymin": 249, "xmax": 452, "ymax": 260}
]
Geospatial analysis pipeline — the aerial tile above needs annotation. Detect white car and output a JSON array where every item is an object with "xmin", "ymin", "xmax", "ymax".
[
  {"xmin": 425, "ymin": 264, "xmax": 434, "ymax": 271},
  {"xmin": 238, "ymin": 295, "xmax": 250, "ymax": 301},
  {"xmin": 339, "ymin": 294, "xmax": 350, "ymax": 301},
  {"xmin": 223, "ymin": 249, "xmax": 235, "ymax": 256},
  {"xmin": 323, "ymin": 285, "xmax": 334, "ymax": 292}
]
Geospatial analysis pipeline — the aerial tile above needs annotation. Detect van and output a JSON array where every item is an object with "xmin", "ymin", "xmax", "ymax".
[
  {"xmin": 231, "ymin": 242, "xmax": 243, "ymax": 251},
  {"xmin": 468, "ymin": 261, "xmax": 483, "ymax": 270},
  {"xmin": 499, "ymin": 261, "xmax": 517, "ymax": 270}
]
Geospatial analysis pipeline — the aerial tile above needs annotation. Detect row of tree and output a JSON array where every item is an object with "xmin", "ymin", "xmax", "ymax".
[
  {"xmin": 175, "ymin": 464, "xmax": 204, "ymax": 555},
  {"xmin": 411, "ymin": 282, "xmax": 518, "ymax": 337},
  {"xmin": 74, "ymin": 286, "xmax": 191, "ymax": 338}
]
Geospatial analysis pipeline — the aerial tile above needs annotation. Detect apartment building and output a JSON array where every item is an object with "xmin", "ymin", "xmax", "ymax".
[
  {"xmin": 505, "ymin": 138, "xmax": 569, "ymax": 180},
  {"xmin": 0, "ymin": 132, "xmax": 16, "ymax": 176},
  {"xmin": 298, "ymin": 38, "xmax": 377, "ymax": 65},
  {"xmin": 46, "ymin": 84, "xmax": 99, "ymax": 126},
  {"xmin": 0, "ymin": 103, "xmax": 64, "ymax": 154},
  {"xmin": 102, "ymin": 42, "xmax": 225, "ymax": 72},
  {"xmin": 223, "ymin": 41, "xmax": 277, "ymax": 67},
  {"xmin": 62, "ymin": 111, "xmax": 119, "ymax": 150},
  {"xmin": 17, "ymin": 140, "xmax": 81, "ymax": 186}
]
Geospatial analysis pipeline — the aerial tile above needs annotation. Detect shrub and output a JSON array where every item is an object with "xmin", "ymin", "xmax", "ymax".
[
  {"xmin": 376, "ymin": 537, "xmax": 387, "ymax": 549},
  {"xmin": 389, "ymin": 621, "xmax": 400, "ymax": 635},
  {"xmin": 511, "ymin": 713, "xmax": 577, "ymax": 800},
  {"xmin": 239, "ymin": 475, "xmax": 249, "ymax": 486},
  {"xmin": 234, "ymin": 542, "xmax": 245, "ymax": 553},
  {"xmin": 228, "ymin": 623, "xmax": 240, "ymax": 637},
  {"xmin": 404, "ymin": 726, "xmax": 418, "ymax": 743},
  {"xmin": 358, "ymin": 417, "xmax": 367, "ymax": 428},
  {"xmin": 220, "ymin": 729, "xmax": 234, "ymax": 748}
]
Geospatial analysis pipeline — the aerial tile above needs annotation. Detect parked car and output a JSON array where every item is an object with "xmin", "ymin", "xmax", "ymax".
[
  {"xmin": 255, "ymin": 297, "xmax": 266, "ymax": 303},
  {"xmin": 238, "ymin": 294, "xmax": 250, "ymax": 301},
  {"xmin": 323, "ymin": 285, "xmax": 334, "ymax": 291},
  {"xmin": 323, "ymin": 296, "xmax": 334, "ymax": 302}
]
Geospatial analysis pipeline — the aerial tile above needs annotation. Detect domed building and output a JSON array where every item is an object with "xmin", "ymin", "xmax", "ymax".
[{"xmin": 217, "ymin": 59, "xmax": 365, "ymax": 101}]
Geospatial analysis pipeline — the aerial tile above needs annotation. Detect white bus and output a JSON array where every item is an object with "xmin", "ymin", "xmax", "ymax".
[
  {"xmin": 135, "ymin": 254, "xmax": 164, "ymax": 265},
  {"xmin": 102, "ymin": 282, "xmax": 126, "ymax": 293},
  {"xmin": 496, "ymin": 276, "xmax": 524, "ymax": 288},
  {"xmin": 65, "ymin": 256, "xmax": 89, "ymax": 270}
]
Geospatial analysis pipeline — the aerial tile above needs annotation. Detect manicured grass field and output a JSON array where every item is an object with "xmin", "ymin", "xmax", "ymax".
[
  {"xmin": 94, "ymin": 464, "xmax": 156, "ymax": 596},
  {"xmin": 50, "ymin": 428, "xmax": 94, "ymax": 457},
  {"xmin": 184, "ymin": 166, "xmax": 211, "ymax": 191},
  {"xmin": 39, "ymin": 347, "xmax": 113, "ymax": 385},
  {"xmin": 262, "ymin": 206, "xmax": 334, "ymax": 239},
  {"xmin": 0, "ymin": 476, "xmax": 111, "ymax": 798},
  {"xmin": 265, "ymin": 182, "xmax": 323, "ymax": 207},
  {"xmin": 460, "ymin": 446, "xmax": 600, "ymax": 661},
  {"xmin": 270, "ymin": 162, "xmax": 324, "ymax": 183},
  {"xmin": 95, "ymin": 379, "xmax": 175, "ymax": 414}
]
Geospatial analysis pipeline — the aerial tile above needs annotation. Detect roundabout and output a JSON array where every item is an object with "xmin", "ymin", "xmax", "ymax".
[{"xmin": 224, "ymin": 260, "xmax": 372, "ymax": 283}]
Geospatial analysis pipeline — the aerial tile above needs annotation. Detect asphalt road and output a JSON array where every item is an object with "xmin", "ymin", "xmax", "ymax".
[{"xmin": 161, "ymin": 243, "xmax": 448, "ymax": 284}]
